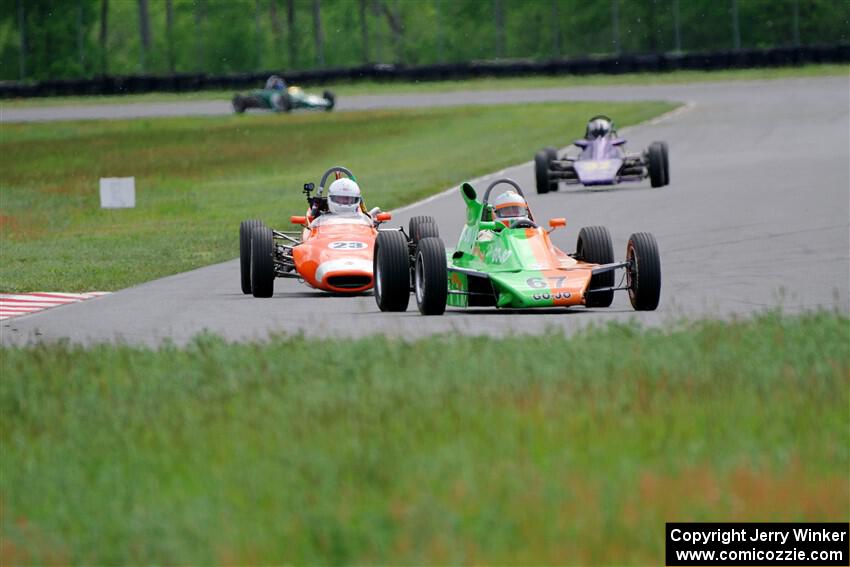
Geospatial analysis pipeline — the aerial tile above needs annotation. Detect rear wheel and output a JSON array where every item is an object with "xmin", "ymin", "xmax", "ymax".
[
  {"xmin": 323, "ymin": 90, "xmax": 335, "ymax": 111},
  {"xmin": 412, "ymin": 223, "xmax": 439, "ymax": 248},
  {"xmin": 660, "ymin": 141, "xmax": 670, "ymax": 184},
  {"xmin": 648, "ymin": 142, "xmax": 666, "ymax": 188},
  {"xmin": 408, "ymin": 216, "xmax": 439, "ymax": 244},
  {"xmin": 535, "ymin": 149, "xmax": 553, "ymax": 194},
  {"xmin": 577, "ymin": 226, "xmax": 615, "ymax": 308},
  {"xmin": 414, "ymin": 237, "xmax": 447, "ymax": 315},
  {"xmin": 240, "ymin": 219, "xmax": 264, "ymax": 294},
  {"xmin": 241, "ymin": 95, "xmax": 264, "ymax": 111},
  {"xmin": 250, "ymin": 226, "xmax": 275, "ymax": 298},
  {"xmin": 627, "ymin": 232, "xmax": 661, "ymax": 311},
  {"xmin": 374, "ymin": 231, "xmax": 410, "ymax": 312},
  {"xmin": 280, "ymin": 93, "xmax": 293, "ymax": 112}
]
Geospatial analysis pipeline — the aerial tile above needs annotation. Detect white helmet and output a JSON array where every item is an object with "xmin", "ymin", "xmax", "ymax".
[
  {"xmin": 586, "ymin": 115, "xmax": 614, "ymax": 139},
  {"xmin": 327, "ymin": 178, "xmax": 362, "ymax": 215},
  {"xmin": 493, "ymin": 190, "xmax": 530, "ymax": 226}
]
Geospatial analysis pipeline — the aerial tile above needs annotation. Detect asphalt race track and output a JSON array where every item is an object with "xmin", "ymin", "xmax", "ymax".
[{"xmin": 2, "ymin": 76, "xmax": 848, "ymax": 345}]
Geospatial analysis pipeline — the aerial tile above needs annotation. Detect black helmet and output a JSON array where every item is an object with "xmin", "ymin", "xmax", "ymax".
[{"xmin": 585, "ymin": 115, "xmax": 614, "ymax": 139}]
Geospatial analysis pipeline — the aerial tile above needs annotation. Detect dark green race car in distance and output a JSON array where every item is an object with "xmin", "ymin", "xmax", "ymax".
[{"xmin": 232, "ymin": 75, "xmax": 335, "ymax": 114}]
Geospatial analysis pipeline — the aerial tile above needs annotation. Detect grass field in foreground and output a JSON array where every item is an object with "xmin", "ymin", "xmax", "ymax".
[
  {"xmin": 0, "ymin": 100, "xmax": 672, "ymax": 292},
  {"xmin": 1, "ymin": 63, "xmax": 846, "ymax": 108},
  {"xmin": 1, "ymin": 312, "xmax": 847, "ymax": 564}
]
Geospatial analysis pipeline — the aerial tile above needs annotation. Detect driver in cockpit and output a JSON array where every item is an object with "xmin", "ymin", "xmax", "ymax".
[
  {"xmin": 492, "ymin": 190, "xmax": 532, "ymax": 228},
  {"xmin": 310, "ymin": 178, "xmax": 380, "ymax": 226},
  {"xmin": 585, "ymin": 115, "xmax": 615, "ymax": 139},
  {"xmin": 265, "ymin": 75, "xmax": 287, "ymax": 91},
  {"xmin": 477, "ymin": 190, "xmax": 533, "ymax": 242},
  {"xmin": 326, "ymin": 178, "xmax": 362, "ymax": 215}
]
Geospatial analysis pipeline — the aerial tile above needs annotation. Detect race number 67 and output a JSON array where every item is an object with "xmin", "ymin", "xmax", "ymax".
[{"xmin": 526, "ymin": 276, "xmax": 566, "ymax": 289}]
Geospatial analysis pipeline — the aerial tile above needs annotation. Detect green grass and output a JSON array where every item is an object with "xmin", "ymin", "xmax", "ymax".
[
  {"xmin": 1, "ymin": 312, "xmax": 847, "ymax": 564},
  {"xmin": 1, "ymin": 63, "xmax": 846, "ymax": 108},
  {"xmin": 0, "ymin": 100, "xmax": 673, "ymax": 292}
]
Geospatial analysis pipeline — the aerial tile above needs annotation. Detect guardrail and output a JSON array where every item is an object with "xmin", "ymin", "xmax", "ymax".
[{"xmin": 2, "ymin": 44, "xmax": 847, "ymax": 99}]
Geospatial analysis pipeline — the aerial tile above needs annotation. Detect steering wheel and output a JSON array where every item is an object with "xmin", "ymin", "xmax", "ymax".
[
  {"xmin": 482, "ymin": 178, "xmax": 525, "ymax": 207},
  {"xmin": 508, "ymin": 219, "xmax": 537, "ymax": 229},
  {"xmin": 318, "ymin": 166, "xmax": 356, "ymax": 195}
]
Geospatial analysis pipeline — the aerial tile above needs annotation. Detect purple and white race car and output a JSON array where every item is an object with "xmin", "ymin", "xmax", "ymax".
[{"xmin": 534, "ymin": 115, "xmax": 670, "ymax": 194}]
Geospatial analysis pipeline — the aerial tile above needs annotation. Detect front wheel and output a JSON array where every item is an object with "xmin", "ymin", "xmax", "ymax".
[
  {"xmin": 627, "ymin": 232, "xmax": 661, "ymax": 311},
  {"xmin": 544, "ymin": 146, "xmax": 559, "ymax": 191},
  {"xmin": 250, "ymin": 226, "xmax": 275, "ymax": 298},
  {"xmin": 535, "ymin": 149, "xmax": 553, "ymax": 194},
  {"xmin": 323, "ymin": 90, "xmax": 335, "ymax": 111},
  {"xmin": 647, "ymin": 142, "xmax": 666, "ymax": 188},
  {"xmin": 240, "ymin": 219, "xmax": 264, "ymax": 294},
  {"xmin": 374, "ymin": 230, "xmax": 410, "ymax": 312},
  {"xmin": 577, "ymin": 226, "xmax": 615, "ymax": 308},
  {"xmin": 414, "ymin": 237, "xmax": 447, "ymax": 315}
]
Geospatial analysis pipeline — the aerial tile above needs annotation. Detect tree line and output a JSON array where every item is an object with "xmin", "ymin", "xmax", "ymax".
[{"xmin": 1, "ymin": 0, "xmax": 848, "ymax": 81}]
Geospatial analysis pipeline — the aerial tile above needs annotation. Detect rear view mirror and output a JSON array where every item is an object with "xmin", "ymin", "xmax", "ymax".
[
  {"xmin": 549, "ymin": 218, "xmax": 566, "ymax": 229},
  {"xmin": 611, "ymin": 137, "xmax": 627, "ymax": 146},
  {"xmin": 375, "ymin": 212, "xmax": 392, "ymax": 222},
  {"xmin": 574, "ymin": 139, "xmax": 589, "ymax": 148},
  {"xmin": 290, "ymin": 215, "xmax": 308, "ymax": 226}
]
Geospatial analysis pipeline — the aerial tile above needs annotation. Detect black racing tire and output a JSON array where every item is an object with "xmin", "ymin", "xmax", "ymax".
[
  {"xmin": 240, "ymin": 219, "xmax": 264, "ymax": 294},
  {"xmin": 374, "ymin": 230, "xmax": 410, "ymax": 312},
  {"xmin": 242, "ymin": 95, "xmax": 264, "ymax": 110},
  {"xmin": 648, "ymin": 142, "xmax": 666, "ymax": 188},
  {"xmin": 408, "ymin": 216, "xmax": 439, "ymax": 243},
  {"xmin": 660, "ymin": 141, "xmax": 670, "ymax": 185},
  {"xmin": 414, "ymin": 237, "xmax": 448, "ymax": 316},
  {"xmin": 250, "ymin": 226, "xmax": 275, "ymax": 298},
  {"xmin": 416, "ymin": 222, "xmax": 440, "ymax": 243},
  {"xmin": 535, "ymin": 149, "xmax": 552, "ymax": 194},
  {"xmin": 417, "ymin": 224, "xmax": 440, "ymax": 245},
  {"xmin": 323, "ymin": 90, "xmax": 335, "ymax": 111},
  {"xmin": 280, "ymin": 92, "xmax": 293, "ymax": 112},
  {"xmin": 544, "ymin": 146, "xmax": 559, "ymax": 191},
  {"xmin": 577, "ymin": 226, "xmax": 615, "ymax": 308},
  {"xmin": 232, "ymin": 94, "xmax": 246, "ymax": 114},
  {"xmin": 627, "ymin": 232, "xmax": 661, "ymax": 311}
]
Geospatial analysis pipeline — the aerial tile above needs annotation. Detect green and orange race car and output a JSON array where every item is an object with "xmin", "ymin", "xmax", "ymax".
[{"xmin": 373, "ymin": 178, "xmax": 662, "ymax": 315}]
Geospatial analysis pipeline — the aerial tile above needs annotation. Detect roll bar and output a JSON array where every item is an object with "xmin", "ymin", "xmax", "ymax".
[
  {"xmin": 480, "ymin": 178, "xmax": 533, "ymax": 221},
  {"xmin": 318, "ymin": 166, "xmax": 356, "ymax": 195},
  {"xmin": 482, "ymin": 178, "xmax": 525, "ymax": 206}
]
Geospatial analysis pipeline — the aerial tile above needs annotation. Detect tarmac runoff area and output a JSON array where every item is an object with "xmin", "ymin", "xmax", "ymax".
[{"xmin": 1, "ymin": 76, "xmax": 848, "ymax": 346}]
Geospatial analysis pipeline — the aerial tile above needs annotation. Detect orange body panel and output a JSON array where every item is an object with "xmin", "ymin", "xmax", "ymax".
[
  {"xmin": 521, "ymin": 228, "xmax": 597, "ymax": 306},
  {"xmin": 291, "ymin": 216, "xmax": 377, "ymax": 293}
]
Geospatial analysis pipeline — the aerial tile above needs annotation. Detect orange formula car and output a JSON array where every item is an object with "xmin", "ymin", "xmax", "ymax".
[{"xmin": 239, "ymin": 166, "xmax": 392, "ymax": 297}]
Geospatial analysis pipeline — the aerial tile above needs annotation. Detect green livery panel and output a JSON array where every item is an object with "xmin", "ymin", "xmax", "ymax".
[{"xmin": 445, "ymin": 184, "xmax": 593, "ymax": 309}]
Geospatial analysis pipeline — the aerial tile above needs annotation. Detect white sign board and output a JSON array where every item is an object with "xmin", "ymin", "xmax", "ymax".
[{"xmin": 99, "ymin": 177, "xmax": 136, "ymax": 209}]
